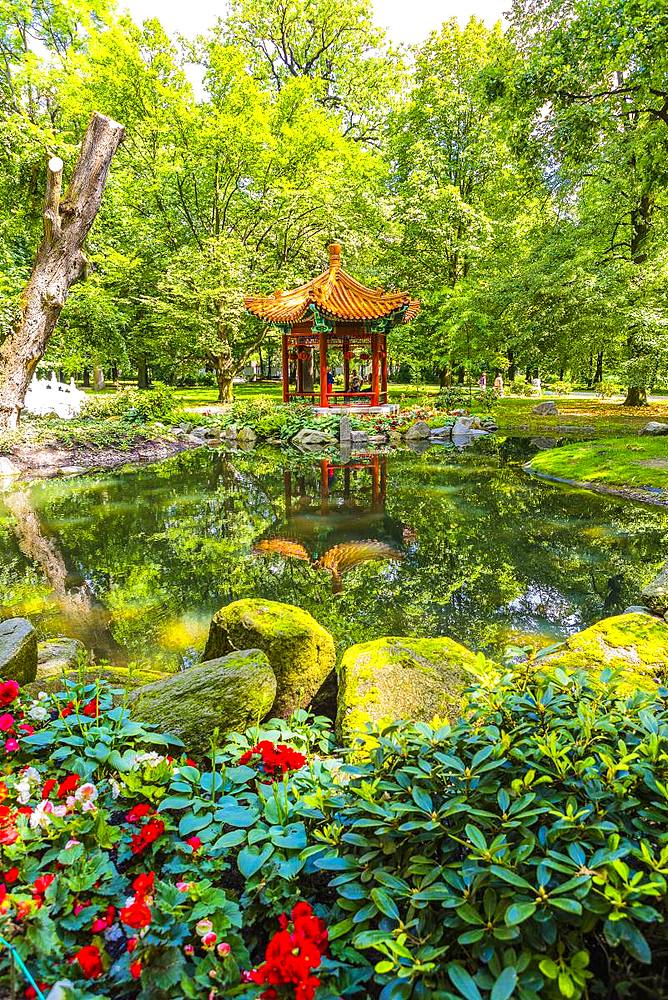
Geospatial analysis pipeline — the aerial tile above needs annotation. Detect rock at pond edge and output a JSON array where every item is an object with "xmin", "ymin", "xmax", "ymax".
[
  {"xmin": 336, "ymin": 635, "xmax": 481, "ymax": 745},
  {"xmin": 203, "ymin": 598, "xmax": 335, "ymax": 718},
  {"xmin": 130, "ymin": 648, "xmax": 276, "ymax": 755},
  {"xmin": 539, "ymin": 612, "xmax": 668, "ymax": 687},
  {"xmin": 641, "ymin": 562, "xmax": 668, "ymax": 617},
  {"xmin": 0, "ymin": 617, "xmax": 37, "ymax": 684}
]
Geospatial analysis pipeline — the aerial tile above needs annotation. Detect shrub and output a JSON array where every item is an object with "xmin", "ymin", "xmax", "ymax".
[
  {"xmin": 4, "ymin": 662, "xmax": 668, "ymax": 999},
  {"xmin": 509, "ymin": 379, "xmax": 537, "ymax": 397},
  {"xmin": 595, "ymin": 380, "xmax": 622, "ymax": 399},
  {"xmin": 84, "ymin": 382, "xmax": 178, "ymax": 424},
  {"xmin": 436, "ymin": 386, "xmax": 498, "ymax": 412}
]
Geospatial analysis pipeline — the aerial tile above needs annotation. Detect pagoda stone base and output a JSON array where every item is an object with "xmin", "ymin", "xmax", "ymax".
[{"xmin": 313, "ymin": 403, "xmax": 399, "ymax": 415}]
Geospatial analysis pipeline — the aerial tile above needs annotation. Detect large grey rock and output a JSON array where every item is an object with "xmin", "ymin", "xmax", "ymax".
[
  {"xmin": 130, "ymin": 648, "xmax": 277, "ymax": 755},
  {"xmin": 237, "ymin": 426, "xmax": 257, "ymax": 444},
  {"xmin": 203, "ymin": 598, "xmax": 336, "ymax": 718},
  {"xmin": 291, "ymin": 428, "xmax": 336, "ymax": 447},
  {"xmin": 531, "ymin": 437, "xmax": 559, "ymax": 450},
  {"xmin": 350, "ymin": 429, "xmax": 368, "ymax": 444},
  {"xmin": 405, "ymin": 420, "xmax": 431, "ymax": 441},
  {"xmin": 640, "ymin": 422, "xmax": 668, "ymax": 436},
  {"xmin": 533, "ymin": 401, "xmax": 558, "ymax": 416},
  {"xmin": 0, "ymin": 617, "xmax": 37, "ymax": 683},
  {"xmin": 38, "ymin": 638, "xmax": 86, "ymax": 678},
  {"xmin": 641, "ymin": 562, "xmax": 668, "ymax": 616},
  {"xmin": 0, "ymin": 457, "xmax": 21, "ymax": 477},
  {"xmin": 451, "ymin": 416, "xmax": 483, "ymax": 435},
  {"xmin": 337, "ymin": 636, "xmax": 481, "ymax": 744}
]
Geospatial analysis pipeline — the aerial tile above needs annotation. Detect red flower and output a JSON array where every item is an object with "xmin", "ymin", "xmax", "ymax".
[
  {"xmin": 249, "ymin": 902, "xmax": 327, "ymax": 1000},
  {"xmin": 239, "ymin": 741, "xmax": 306, "ymax": 779},
  {"xmin": 0, "ymin": 713, "xmax": 14, "ymax": 732},
  {"xmin": 127, "ymin": 937, "xmax": 138, "ymax": 953},
  {"xmin": 0, "ymin": 680, "xmax": 19, "ymax": 707},
  {"xmin": 4, "ymin": 867, "xmax": 19, "ymax": 884},
  {"xmin": 33, "ymin": 873, "xmax": 55, "ymax": 897},
  {"xmin": 119, "ymin": 897, "xmax": 152, "ymax": 929},
  {"xmin": 130, "ymin": 960, "xmax": 142, "ymax": 979},
  {"xmin": 185, "ymin": 758, "xmax": 197, "ymax": 768},
  {"xmin": 57, "ymin": 774, "xmax": 80, "ymax": 799},
  {"xmin": 185, "ymin": 835, "xmax": 201, "ymax": 852},
  {"xmin": 125, "ymin": 803, "xmax": 153, "ymax": 823},
  {"xmin": 18, "ymin": 724, "xmax": 34, "ymax": 736},
  {"xmin": 82, "ymin": 698, "xmax": 100, "ymax": 718},
  {"xmin": 132, "ymin": 872, "xmax": 155, "ymax": 896},
  {"xmin": 72, "ymin": 944, "xmax": 104, "ymax": 979},
  {"xmin": 90, "ymin": 905, "xmax": 116, "ymax": 932},
  {"xmin": 60, "ymin": 701, "xmax": 75, "ymax": 717},
  {"xmin": 41, "ymin": 779, "xmax": 57, "ymax": 800},
  {"xmin": 130, "ymin": 818, "xmax": 164, "ymax": 855},
  {"xmin": 24, "ymin": 983, "xmax": 48, "ymax": 999}
]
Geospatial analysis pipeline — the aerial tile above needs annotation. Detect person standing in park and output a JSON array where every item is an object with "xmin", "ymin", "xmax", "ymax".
[
  {"xmin": 494, "ymin": 373, "xmax": 504, "ymax": 396},
  {"xmin": 479, "ymin": 371, "xmax": 487, "ymax": 389}
]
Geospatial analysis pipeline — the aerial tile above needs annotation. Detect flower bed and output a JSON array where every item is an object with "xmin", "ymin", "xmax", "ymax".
[{"xmin": 2, "ymin": 663, "xmax": 668, "ymax": 999}]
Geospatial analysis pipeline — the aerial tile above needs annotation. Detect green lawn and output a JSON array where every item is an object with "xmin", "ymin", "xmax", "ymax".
[
  {"xmin": 172, "ymin": 382, "xmax": 443, "ymax": 407},
  {"xmin": 529, "ymin": 437, "xmax": 668, "ymax": 491}
]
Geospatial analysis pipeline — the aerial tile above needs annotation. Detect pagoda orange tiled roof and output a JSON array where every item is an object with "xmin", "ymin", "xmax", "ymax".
[{"xmin": 244, "ymin": 244, "xmax": 419, "ymax": 325}]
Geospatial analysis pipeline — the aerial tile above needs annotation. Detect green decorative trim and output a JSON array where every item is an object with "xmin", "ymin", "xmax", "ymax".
[{"xmin": 309, "ymin": 305, "xmax": 334, "ymax": 333}]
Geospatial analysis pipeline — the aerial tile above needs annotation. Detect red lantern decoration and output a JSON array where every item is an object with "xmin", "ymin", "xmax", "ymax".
[
  {"xmin": 297, "ymin": 349, "xmax": 309, "ymax": 361},
  {"xmin": 343, "ymin": 350, "xmax": 355, "ymax": 361},
  {"xmin": 360, "ymin": 352, "xmax": 371, "ymax": 361}
]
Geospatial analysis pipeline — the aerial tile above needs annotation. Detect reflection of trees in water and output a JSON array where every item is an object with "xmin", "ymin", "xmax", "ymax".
[{"xmin": 0, "ymin": 442, "xmax": 666, "ymax": 665}]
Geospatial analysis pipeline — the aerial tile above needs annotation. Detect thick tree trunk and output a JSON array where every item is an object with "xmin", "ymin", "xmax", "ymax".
[
  {"xmin": 0, "ymin": 113, "xmax": 124, "ymax": 429},
  {"xmin": 82, "ymin": 367, "xmax": 90, "ymax": 387},
  {"xmin": 594, "ymin": 351, "xmax": 603, "ymax": 384},
  {"xmin": 213, "ymin": 360, "xmax": 234, "ymax": 403},
  {"xmin": 623, "ymin": 386, "xmax": 648, "ymax": 406},
  {"xmin": 507, "ymin": 349, "xmax": 516, "ymax": 382},
  {"xmin": 137, "ymin": 355, "xmax": 150, "ymax": 389}
]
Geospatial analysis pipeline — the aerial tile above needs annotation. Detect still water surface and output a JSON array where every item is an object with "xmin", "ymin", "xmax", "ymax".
[{"xmin": 1, "ymin": 438, "xmax": 666, "ymax": 670}]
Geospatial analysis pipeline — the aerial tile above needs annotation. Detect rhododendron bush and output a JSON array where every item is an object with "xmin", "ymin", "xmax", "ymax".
[{"xmin": 3, "ymin": 665, "xmax": 668, "ymax": 1000}]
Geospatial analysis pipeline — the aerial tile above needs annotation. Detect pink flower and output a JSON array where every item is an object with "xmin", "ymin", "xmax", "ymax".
[
  {"xmin": 176, "ymin": 881, "xmax": 191, "ymax": 893},
  {"xmin": 4, "ymin": 738, "xmax": 19, "ymax": 753},
  {"xmin": 217, "ymin": 942, "xmax": 231, "ymax": 957},
  {"xmin": 202, "ymin": 932, "xmax": 217, "ymax": 949},
  {"xmin": 184, "ymin": 944, "xmax": 195, "ymax": 956},
  {"xmin": 0, "ymin": 714, "xmax": 14, "ymax": 732}
]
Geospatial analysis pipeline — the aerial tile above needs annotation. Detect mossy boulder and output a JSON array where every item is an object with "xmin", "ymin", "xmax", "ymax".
[
  {"xmin": 336, "ymin": 636, "xmax": 479, "ymax": 744},
  {"xmin": 130, "ymin": 648, "xmax": 276, "ymax": 755},
  {"xmin": 203, "ymin": 599, "xmax": 335, "ymax": 718},
  {"xmin": 0, "ymin": 617, "xmax": 37, "ymax": 684},
  {"xmin": 540, "ymin": 612, "xmax": 668, "ymax": 686},
  {"xmin": 641, "ymin": 562, "xmax": 668, "ymax": 617},
  {"xmin": 26, "ymin": 660, "xmax": 170, "ymax": 698},
  {"xmin": 38, "ymin": 638, "xmax": 86, "ymax": 677}
]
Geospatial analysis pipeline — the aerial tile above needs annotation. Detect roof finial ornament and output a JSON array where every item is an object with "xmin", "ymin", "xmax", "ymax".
[{"xmin": 328, "ymin": 242, "xmax": 342, "ymax": 271}]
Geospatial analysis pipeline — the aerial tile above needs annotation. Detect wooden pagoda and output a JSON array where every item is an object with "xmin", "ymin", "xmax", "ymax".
[{"xmin": 244, "ymin": 243, "xmax": 419, "ymax": 409}]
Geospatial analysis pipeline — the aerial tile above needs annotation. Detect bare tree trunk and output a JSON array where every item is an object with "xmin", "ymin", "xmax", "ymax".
[
  {"xmin": 136, "ymin": 355, "xmax": 150, "ymax": 389},
  {"xmin": 623, "ymin": 386, "xmax": 648, "ymax": 406},
  {"xmin": 213, "ymin": 358, "xmax": 234, "ymax": 403},
  {"xmin": 0, "ymin": 112, "xmax": 124, "ymax": 429}
]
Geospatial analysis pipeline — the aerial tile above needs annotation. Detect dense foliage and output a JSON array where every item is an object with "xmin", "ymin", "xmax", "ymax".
[
  {"xmin": 0, "ymin": 0, "xmax": 666, "ymax": 401},
  {"xmin": 3, "ymin": 661, "xmax": 668, "ymax": 998}
]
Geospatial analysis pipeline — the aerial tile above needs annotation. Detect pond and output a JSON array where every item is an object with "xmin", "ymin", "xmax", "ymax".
[{"xmin": 1, "ymin": 437, "xmax": 667, "ymax": 671}]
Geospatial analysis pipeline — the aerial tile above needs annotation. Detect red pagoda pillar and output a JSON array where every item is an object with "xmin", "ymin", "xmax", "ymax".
[
  {"xmin": 319, "ymin": 329, "xmax": 328, "ymax": 407},
  {"xmin": 371, "ymin": 331, "xmax": 380, "ymax": 406},
  {"xmin": 282, "ymin": 332, "xmax": 290, "ymax": 403}
]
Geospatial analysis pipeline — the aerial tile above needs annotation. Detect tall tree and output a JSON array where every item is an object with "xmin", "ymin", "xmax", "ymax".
[{"xmin": 0, "ymin": 112, "xmax": 123, "ymax": 428}]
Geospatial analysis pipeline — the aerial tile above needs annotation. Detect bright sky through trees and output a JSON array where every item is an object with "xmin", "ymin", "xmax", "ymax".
[{"xmin": 122, "ymin": 0, "xmax": 508, "ymax": 42}]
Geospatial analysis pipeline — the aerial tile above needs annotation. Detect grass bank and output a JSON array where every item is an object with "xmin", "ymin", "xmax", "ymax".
[
  {"xmin": 491, "ymin": 396, "xmax": 668, "ymax": 437},
  {"xmin": 528, "ymin": 437, "xmax": 668, "ymax": 501}
]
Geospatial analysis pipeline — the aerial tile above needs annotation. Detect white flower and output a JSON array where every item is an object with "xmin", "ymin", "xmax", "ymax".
[
  {"xmin": 27, "ymin": 704, "xmax": 49, "ymax": 722},
  {"xmin": 15, "ymin": 778, "xmax": 33, "ymax": 805},
  {"xmin": 108, "ymin": 778, "xmax": 121, "ymax": 800},
  {"xmin": 22, "ymin": 767, "xmax": 40, "ymax": 783},
  {"xmin": 134, "ymin": 752, "xmax": 165, "ymax": 768},
  {"xmin": 37, "ymin": 691, "xmax": 50, "ymax": 701},
  {"xmin": 52, "ymin": 804, "xmax": 67, "ymax": 818},
  {"xmin": 29, "ymin": 800, "xmax": 54, "ymax": 829},
  {"xmin": 75, "ymin": 782, "xmax": 98, "ymax": 804}
]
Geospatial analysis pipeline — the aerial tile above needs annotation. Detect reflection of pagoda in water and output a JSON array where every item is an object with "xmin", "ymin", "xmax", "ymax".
[{"xmin": 256, "ymin": 455, "xmax": 404, "ymax": 591}]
